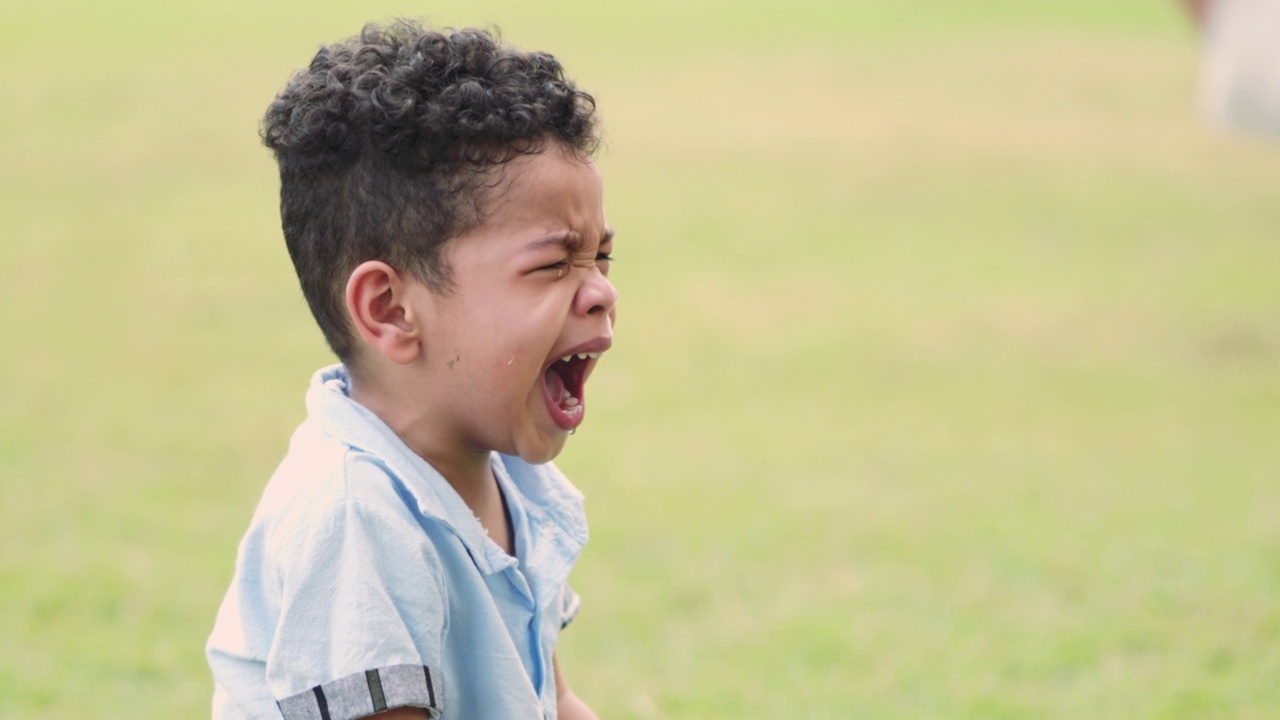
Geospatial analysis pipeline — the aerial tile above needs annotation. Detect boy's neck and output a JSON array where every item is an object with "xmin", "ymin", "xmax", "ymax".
[{"xmin": 347, "ymin": 366, "xmax": 514, "ymax": 555}]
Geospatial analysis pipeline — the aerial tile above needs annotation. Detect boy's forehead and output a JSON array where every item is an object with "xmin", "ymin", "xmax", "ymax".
[{"xmin": 475, "ymin": 148, "xmax": 604, "ymax": 231}]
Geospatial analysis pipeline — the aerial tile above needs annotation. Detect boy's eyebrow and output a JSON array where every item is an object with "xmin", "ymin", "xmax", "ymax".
[{"xmin": 522, "ymin": 227, "xmax": 615, "ymax": 252}]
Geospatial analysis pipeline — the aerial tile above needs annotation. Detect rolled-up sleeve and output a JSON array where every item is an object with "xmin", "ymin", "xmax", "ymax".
[{"xmin": 266, "ymin": 498, "xmax": 447, "ymax": 719}]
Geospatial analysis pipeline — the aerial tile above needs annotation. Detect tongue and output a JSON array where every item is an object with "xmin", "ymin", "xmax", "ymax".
[{"xmin": 544, "ymin": 366, "xmax": 567, "ymax": 405}]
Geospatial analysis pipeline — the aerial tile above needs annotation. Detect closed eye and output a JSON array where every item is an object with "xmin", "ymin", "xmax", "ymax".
[{"xmin": 538, "ymin": 260, "xmax": 569, "ymax": 278}]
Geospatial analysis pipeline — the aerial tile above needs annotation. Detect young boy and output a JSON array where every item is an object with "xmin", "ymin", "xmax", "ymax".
[{"xmin": 206, "ymin": 20, "xmax": 614, "ymax": 720}]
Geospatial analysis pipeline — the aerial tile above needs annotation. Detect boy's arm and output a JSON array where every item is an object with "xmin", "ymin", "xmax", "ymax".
[
  {"xmin": 554, "ymin": 652, "xmax": 600, "ymax": 720},
  {"xmin": 357, "ymin": 656, "xmax": 592, "ymax": 720},
  {"xmin": 366, "ymin": 710, "xmax": 429, "ymax": 719},
  {"xmin": 357, "ymin": 655, "xmax": 591, "ymax": 720}
]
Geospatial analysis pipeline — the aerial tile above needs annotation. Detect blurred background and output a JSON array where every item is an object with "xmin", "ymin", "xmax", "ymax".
[{"xmin": 2, "ymin": 0, "xmax": 1278, "ymax": 717}]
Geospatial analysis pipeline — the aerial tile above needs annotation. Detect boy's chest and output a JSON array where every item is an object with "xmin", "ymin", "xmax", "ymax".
[{"xmin": 430, "ymin": 526, "xmax": 568, "ymax": 719}]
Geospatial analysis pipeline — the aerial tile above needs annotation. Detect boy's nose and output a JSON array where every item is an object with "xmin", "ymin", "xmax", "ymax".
[{"xmin": 578, "ymin": 271, "xmax": 618, "ymax": 319}]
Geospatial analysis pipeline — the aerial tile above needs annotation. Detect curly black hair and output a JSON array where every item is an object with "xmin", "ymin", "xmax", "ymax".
[{"xmin": 262, "ymin": 19, "xmax": 599, "ymax": 362}]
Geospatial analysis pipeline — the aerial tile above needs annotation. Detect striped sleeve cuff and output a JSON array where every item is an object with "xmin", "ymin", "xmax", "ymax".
[{"xmin": 277, "ymin": 664, "xmax": 441, "ymax": 720}]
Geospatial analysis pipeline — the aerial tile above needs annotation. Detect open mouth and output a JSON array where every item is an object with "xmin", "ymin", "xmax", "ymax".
[{"xmin": 542, "ymin": 351, "xmax": 601, "ymax": 430}]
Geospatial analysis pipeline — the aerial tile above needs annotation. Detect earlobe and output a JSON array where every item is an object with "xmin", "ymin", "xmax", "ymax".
[{"xmin": 346, "ymin": 261, "xmax": 422, "ymax": 365}]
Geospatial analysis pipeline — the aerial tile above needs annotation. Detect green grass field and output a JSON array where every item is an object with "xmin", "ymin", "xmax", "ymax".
[{"xmin": 3, "ymin": 1, "xmax": 1278, "ymax": 717}]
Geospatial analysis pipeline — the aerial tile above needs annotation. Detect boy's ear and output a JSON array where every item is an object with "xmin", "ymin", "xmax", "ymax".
[{"xmin": 345, "ymin": 261, "xmax": 425, "ymax": 365}]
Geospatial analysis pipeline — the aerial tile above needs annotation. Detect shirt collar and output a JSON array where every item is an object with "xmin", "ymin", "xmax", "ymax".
[
  {"xmin": 493, "ymin": 455, "xmax": 588, "ymax": 606},
  {"xmin": 304, "ymin": 364, "xmax": 586, "ymax": 581}
]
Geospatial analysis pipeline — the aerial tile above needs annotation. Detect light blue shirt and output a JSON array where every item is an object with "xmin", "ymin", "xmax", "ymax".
[{"xmin": 207, "ymin": 365, "xmax": 588, "ymax": 720}]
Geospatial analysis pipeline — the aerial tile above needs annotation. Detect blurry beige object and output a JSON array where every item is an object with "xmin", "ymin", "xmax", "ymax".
[{"xmin": 1199, "ymin": 0, "xmax": 1280, "ymax": 136}]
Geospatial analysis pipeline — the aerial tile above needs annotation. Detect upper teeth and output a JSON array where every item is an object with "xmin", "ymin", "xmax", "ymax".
[{"xmin": 559, "ymin": 352, "xmax": 602, "ymax": 363}]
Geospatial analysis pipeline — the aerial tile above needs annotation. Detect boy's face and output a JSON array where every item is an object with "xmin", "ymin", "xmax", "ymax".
[{"xmin": 407, "ymin": 146, "xmax": 617, "ymax": 465}]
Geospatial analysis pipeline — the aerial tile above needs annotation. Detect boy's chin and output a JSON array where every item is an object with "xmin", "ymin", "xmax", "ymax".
[{"xmin": 511, "ymin": 433, "xmax": 569, "ymax": 466}]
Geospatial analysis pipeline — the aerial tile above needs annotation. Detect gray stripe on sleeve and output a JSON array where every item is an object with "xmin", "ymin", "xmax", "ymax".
[
  {"xmin": 277, "ymin": 664, "xmax": 441, "ymax": 720},
  {"xmin": 380, "ymin": 663, "xmax": 442, "ymax": 712},
  {"xmin": 366, "ymin": 669, "xmax": 387, "ymax": 713},
  {"xmin": 277, "ymin": 689, "xmax": 325, "ymax": 720},
  {"xmin": 321, "ymin": 672, "xmax": 376, "ymax": 720}
]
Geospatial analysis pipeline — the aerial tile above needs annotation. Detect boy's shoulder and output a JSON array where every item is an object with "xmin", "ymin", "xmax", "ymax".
[
  {"xmin": 253, "ymin": 365, "xmax": 442, "ymax": 527},
  {"xmin": 235, "ymin": 416, "xmax": 438, "ymax": 591},
  {"xmin": 250, "ymin": 415, "xmax": 411, "ymax": 535}
]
